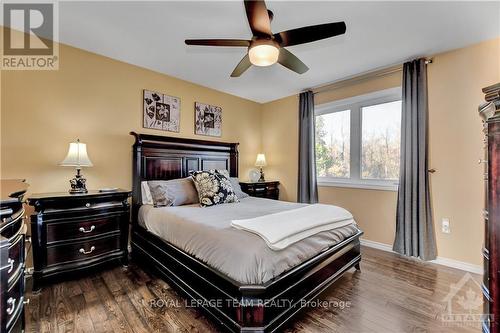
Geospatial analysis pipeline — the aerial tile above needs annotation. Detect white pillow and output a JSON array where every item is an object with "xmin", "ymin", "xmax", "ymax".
[{"xmin": 141, "ymin": 181, "xmax": 153, "ymax": 205}]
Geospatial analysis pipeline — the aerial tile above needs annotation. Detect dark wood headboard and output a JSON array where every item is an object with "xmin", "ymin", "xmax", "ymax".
[{"xmin": 130, "ymin": 132, "xmax": 239, "ymax": 222}]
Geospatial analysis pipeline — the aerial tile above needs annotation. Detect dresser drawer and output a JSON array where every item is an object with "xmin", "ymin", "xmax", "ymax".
[
  {"xmin": 46, "ymin": 235, "xmax": 121, "ymax": 266},
  {"xmin": 46, "ymin": 214, "xmax": 122, "ymax": 244},
  {"xmin": 0, "ymin": 210, "xmax": 24, "ymax": 240},
  {"xmin": 6, "ymin": 308, "xmax": 23, "ymax": 333},
  {"xmin": 6, "ymin": 233, "xmax": 24, "ymax": 285},
  {"xmin": 5, "ymin": 271, "xmax": 24, "ymax": 330},
  {"xmin": 31, "ymin": 195, "xmax": 126, "ymax": 213},
  {"xmin": 251, "ymin": 186, "xmax": 268, "ymax": 194}
]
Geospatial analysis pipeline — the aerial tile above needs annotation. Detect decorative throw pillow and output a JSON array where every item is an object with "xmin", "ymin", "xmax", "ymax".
[
  {"xmin": 148, "ymin": 184, "xmax": 173, "ymax": 207},
  {"xmin": 191, "ymin": 170, "xmax": 239, "ymax": 207},
  {"xmin": 147, "ymin": 177, "xmax": 199, "ymax": 207},
  {"xmin": 230, "ymin": 177, "xmax": 249, "ymax": 199}
]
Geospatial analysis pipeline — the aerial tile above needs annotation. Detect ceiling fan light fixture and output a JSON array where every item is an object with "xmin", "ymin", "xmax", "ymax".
[
  {"xmin": 248, "ymin": 40, "xmax": 279, "ymax": 67},
  {"xmin": 185, "ymin": 0, "xmax": 347, "ymax": 76}
]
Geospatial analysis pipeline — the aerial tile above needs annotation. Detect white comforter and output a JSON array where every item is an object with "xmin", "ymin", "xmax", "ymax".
[{"xmin": 231, "ymin": 204, "xmax": 354, "ymax": 250}]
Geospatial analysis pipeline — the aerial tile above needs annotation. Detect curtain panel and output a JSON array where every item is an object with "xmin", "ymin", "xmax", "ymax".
[
  {"xmin": 298, "ymin": 91, "xmax": 319, "ymax": 204},
  {"xmin": 393, "ymin": 58, "xmax": 437, "ymax": 261}
]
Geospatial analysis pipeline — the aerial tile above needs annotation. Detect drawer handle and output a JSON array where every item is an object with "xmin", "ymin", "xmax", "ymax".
[
  {"xmin": 79, "ymin": 225, "xmax": 95, "ymax": 233},
  {"xmin": 6, "ymin": 297, "xmax": 16, "ymax": 315},
  {"xmin": 79, "ymin": 246, "xmax": 95, "ymax": 255},
  {"xmin": 85, "ymin": 203, "xmax": 91, "ymax": 208},
  {"xmin": 7, "ymin": 258, "xmax": 14, "ymax": 274},
  {"xmin": 24, "ymin": 298, "xmax": 30, "ymax": 305}
]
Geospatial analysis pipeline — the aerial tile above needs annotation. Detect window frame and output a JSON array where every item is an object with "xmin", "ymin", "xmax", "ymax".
[{"xmin": 315, "ymin": 87, "xmax": 402, "ymax": 191}]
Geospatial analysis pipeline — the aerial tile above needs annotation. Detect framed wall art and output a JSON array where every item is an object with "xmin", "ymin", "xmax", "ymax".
[
  {"xmin": 195, "ymin": 102, "xmax": 222, "ymax": 137},
  {"xmin": 143, "ymin": 89, "xmax": 180, "ymax": 132}
]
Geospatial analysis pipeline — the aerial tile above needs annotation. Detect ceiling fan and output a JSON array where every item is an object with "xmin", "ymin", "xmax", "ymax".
[{"xmin": 185, "ymin": 0, "xmax": 346, "ymax": 77}]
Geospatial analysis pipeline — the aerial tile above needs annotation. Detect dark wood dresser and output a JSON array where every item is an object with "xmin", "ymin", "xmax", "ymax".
[
  {"xmin": 0, "ymin": 180, "xmax": 29, "ymax": 333},
  {"xmin": 479, "ymin": 83, "xmax": 500, "ymax": 333},
  {"xmin": 239, "ymin": 181, "xmax": 280, "ymax": 200},
  {"xmin": 27, "ymin": 190, "xmax": 131, "ymax": 292}
]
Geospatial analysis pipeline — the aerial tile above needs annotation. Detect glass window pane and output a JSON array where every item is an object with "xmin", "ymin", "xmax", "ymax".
[
  {"xmin": 361, "ymin": 100, "xmax": 401, "ymax": 180},
  {"xmin": 315, "ymin": 110, "xmax": 350, "ymax": 178}
]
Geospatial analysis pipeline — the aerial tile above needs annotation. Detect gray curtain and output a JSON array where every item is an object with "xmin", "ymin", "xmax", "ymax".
[
  {"xmin": 393, "ymin": 59, "xmax": 436, "ymax": 260},
  {"xmin": 298, "ymin": 91, "xmax": 318, "ymax": 204}
]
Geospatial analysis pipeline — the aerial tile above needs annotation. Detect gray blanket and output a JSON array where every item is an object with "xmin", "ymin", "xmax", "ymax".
[{"xmin": 139, "ymin": 197, "xmax": 360, "ymax": 284}]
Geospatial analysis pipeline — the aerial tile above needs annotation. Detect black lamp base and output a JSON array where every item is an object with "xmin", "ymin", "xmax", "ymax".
[
  {"xmin": 258, "ymin": 167, "xmax": 265, "ymax": 182},
  {"xmin": 69, "ymin": 168, "xmax": 88, "ymax": 194}
]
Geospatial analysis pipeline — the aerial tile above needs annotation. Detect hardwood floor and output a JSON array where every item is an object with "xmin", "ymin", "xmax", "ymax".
[{"xmin": 25, "ymin": 246, "xmax": 483, "ymax": 333}]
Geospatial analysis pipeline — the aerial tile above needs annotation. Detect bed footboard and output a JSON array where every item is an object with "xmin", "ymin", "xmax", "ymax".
[{"xmin": 131, "ymin": 226, "xmax": 362, "ymax": 333}]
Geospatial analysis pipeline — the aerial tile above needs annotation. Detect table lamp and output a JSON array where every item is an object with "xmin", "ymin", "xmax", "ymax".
[
  {"xmin": 255, "ymin": 153, "xmax": 267, "ymax": 182},
  {"xmin": 59, "ymin": 139, "xmax": 93, "ymax": 194}
]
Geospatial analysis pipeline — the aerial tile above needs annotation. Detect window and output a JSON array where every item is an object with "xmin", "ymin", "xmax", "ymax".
[
  {"xmin": 315, "ymin": 87, "xmax": 402, "ymax": 191},
  {"xmin": 316, "ymin": 109, "xmax": 350, "ymax": 178}
]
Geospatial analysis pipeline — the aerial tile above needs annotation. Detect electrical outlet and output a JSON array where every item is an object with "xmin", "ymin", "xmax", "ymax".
[{"xmin": 442, "ymin": 218, "xmax": 451, "ymax": 234}]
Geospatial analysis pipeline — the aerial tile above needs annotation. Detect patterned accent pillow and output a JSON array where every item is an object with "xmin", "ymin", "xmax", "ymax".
[
  {"xmin": 191, "ymin": 170, "xmax": 239, "ymax": 207},
  {"xmin": 148, "ymin": 184, "xmax": 173, "ymax": 207}
]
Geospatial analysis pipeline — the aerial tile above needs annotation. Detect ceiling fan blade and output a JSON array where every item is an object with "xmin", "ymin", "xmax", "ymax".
[
  {"xmin": 185, "ymin": 39, "xmax": 250, "ymax": 47},
  {"xmin": 274, "ymin": 22, "xmax": 346, "ymax": 47},
  {"xmin": 231, "ymin": 54, "xmax": 252, "ymax": 77},
  {"xmin": 244, "ymin": 0, "xmax": 272, "ymax": 37},
  {"xmin": 278, "ymin": 48, "xmax": 309, "ymax": 74}
]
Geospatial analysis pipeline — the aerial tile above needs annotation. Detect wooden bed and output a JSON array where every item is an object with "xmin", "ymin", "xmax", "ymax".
[{"xmin": 129, "ymin": 132, "xmax": 363, "ymax": 333}]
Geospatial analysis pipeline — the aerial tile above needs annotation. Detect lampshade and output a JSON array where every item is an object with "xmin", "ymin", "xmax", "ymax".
[
  {"xmin": 255, "ymin": 153, "xmax": 267, "ymax": 167},
  {"xmin": 59, "ymin": 140, "xmax": 93, "ymax": 167},
  {"xmin": 248, "ymin": 39, "xmax": 280, "ymax": 67},
  {"xmin": 249, "ymin": 44, "xmax": 279, "ymax": 67}
]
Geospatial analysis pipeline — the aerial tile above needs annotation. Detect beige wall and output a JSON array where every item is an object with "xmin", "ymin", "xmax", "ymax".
[
  {"xmin": 1, "ymin": 30, "xmax": 498, "ymax": 267},
  {"xmin": 261, "ymin": 95, "xmax": 299, "ymax": 202},
  {"xmin": 1, "ymin": 42, "xmax": 262, "ymax": 194},
  {"xmin": 427, "ymin": 38, "xmax": 499, "ymax": 265},
  {"xmin": 261, "ymin": 38, "xmax": 500, "ymax": 266}
]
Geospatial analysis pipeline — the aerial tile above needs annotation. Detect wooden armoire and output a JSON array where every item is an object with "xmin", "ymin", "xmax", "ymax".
[{"xmin": 479, "ymin": 83, "xmax": 500, "ymax": 333}]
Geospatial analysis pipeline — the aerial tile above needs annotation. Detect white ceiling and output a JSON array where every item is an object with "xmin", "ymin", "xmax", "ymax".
[{"xmin": 54, "ymin": 1, "xmax": 500, "ymax": 103}]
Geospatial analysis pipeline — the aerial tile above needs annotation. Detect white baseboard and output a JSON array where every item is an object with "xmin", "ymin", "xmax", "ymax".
[
  {"xmin": 360, "ymin": 238, "xmax": 483, "ymax": 275},
  {"xmin": 360, "ymin": 239, "xmax": 393, "ymax": 252}
]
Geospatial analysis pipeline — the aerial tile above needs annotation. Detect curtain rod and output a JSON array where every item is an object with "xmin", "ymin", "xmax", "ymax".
[{"xmin": 310, "ymin": 59, "xmax": 432, "ymax": 95}]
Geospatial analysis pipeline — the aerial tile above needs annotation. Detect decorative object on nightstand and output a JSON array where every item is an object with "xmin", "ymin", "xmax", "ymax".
[
  {"xmin": 59, "ymin": 139, "xmax": 93, "ymax": 194},
  {"xmin": 239, "ymin": 180, "xmax": 279, "ymax": 200},
  {"xmin": 27, "ymin": 189, "xmax": 131, "ymax": 292},
  {"xmin": 0, "ymin": 179, "xmax": 29, "ymax": 333},
  {"xmin": 255, "ymin": 153, "xmax": 267, "ymax": 182},
  {"xmin": 248, "ymin": 168, "xmax": 260, "ymax": 183}
]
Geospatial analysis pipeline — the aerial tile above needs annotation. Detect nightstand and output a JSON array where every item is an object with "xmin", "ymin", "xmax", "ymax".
[
  {"xmin": 239, "ymin": 181, "xmax": 280, "ymax": 200},
  {"xmin": 27, "ymin": 189, "xmax": 131, "ymax": 292}
]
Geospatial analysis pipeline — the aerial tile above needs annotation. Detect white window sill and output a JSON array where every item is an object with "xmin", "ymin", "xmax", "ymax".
[{"xmin": 317, "ymin": 180, "xmax": 399, "ymax": 192}]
